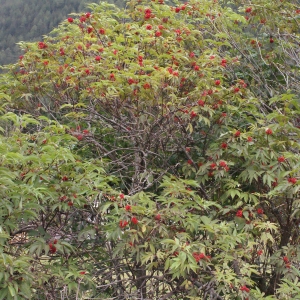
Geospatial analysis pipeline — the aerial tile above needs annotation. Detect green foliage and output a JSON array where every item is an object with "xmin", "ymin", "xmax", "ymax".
[{"xmin": 0, "ymin": 0, "xmax": 300, "ymax": 298}]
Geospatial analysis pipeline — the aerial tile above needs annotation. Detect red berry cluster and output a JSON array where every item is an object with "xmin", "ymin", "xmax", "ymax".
[{"xmin": 193, "ymin": 252, "xmax": 211, "ymax": 262}]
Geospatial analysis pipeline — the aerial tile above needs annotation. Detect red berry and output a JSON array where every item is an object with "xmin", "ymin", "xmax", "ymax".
[
  {"xmin": 257, "ymin": 208, "xmax": 264, "ymax": 215},
  {"xmin": 62, "ymin": 176, "xmax": 68, "ymax": 181},
  {"xmin": 125, "ymin": 205, "xmax": 131, "ymax": 211},
  {"xmin": 198, "ymin": 99, "xmax": 205, "ymax": 106},
  {"xmin": 215, "ymin": 79, "xmax": 221, "ymax": 85},
  {"xmin": 155, "ymin": 214, "xmax": 161, "ymax": 221},
  {"xmin": 265, "ymin": 128, "xmax": 272, "ymax": 135},
  {"xmin": 240, "ymin": 285, "xmax": 250, "ymax": 293},
  {"xmin": 210, "ymin": 163, "xmax": 217, "ymax": 170},
  {"xmin": 76, "ymin": 134, "xmax": 83, "ymax": 141},
  {"xmin": 236, "ymin": 210, "xmax": 243, "ymax": 218},
  {"xmin": 288, "ymin": 177, "xmax": 297, "ymax": 184},
  {"xmin": 234, "ymin": 130, "xmax": 241, "ymax": 137},
  {"xmin": 190, "ymin": 111, "xmax": 197, "ymax": 119},
  {"xmin": 155, "ymin": 31, "xmax": 162, "ymax": 37},
  {"xmin": 283, "ymin": 256, "xmax": 289, "ymax": 263},
  {"xmin": 131, "ymin": 217, "xmax": 138, "ymax": 225},
  {"xmin": 119, "ymin": 220, "xmax": 128, "ymax": 228},
  {"xmin": 221, "ymin": 142, "xmax": 228, "ymax": 149},
  {"xmin": 278, "ymin": 156, "xmax": 285, "ymax": 163},
  {"xmin": 219, "ymin": 161, "xmax": 227, "ymax": 168}
]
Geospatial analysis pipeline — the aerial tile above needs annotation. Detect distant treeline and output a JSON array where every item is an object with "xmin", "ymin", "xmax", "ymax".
[{"xmin": 0, "ymin": 0, "xmax": 125, "ymax": 67}]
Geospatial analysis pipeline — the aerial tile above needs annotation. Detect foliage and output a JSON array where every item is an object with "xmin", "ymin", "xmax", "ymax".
[
  {"xmin": 0, "ymin": 0, "xmax": 300, "ymax": 299},
  {"xmin": 0, "ymin": 0, "xmax": 123, "ymax": 67}
]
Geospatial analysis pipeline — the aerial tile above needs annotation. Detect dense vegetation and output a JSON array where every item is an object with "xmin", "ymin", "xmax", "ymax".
[
  {"xmin": 0, "ymin": 0, "xmax": 125, "ymax": 66},
  {"xmin": 0, "ymin": 0, "xmax": 300, "ymax": 299}
]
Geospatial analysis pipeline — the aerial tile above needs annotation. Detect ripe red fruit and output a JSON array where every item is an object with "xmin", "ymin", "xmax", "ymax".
[
  {"xmin": 68, "ymin": 201, "xmax": 73, "ymax": 207},
  {"xmin": 221, "ymin": 142, "xmax": 228, "ymax": 149},
  {"xmin": 257, "ymin": 249, "xmax": 263, "ymax": 256},
  {"xmin": 233, "ymin": 87, "xmax": 240, "ymax": 93},
  {"xmin": 49, "ymin": 243, "xmax": 57, "ymax": 254},
  {"xmin": 193, "ymin": 252, "xmax": 206, "ymax": 262},
  {"xmin": 175, "ymin": 7, "xmax": 181, "ymax": 13},
  {"xmin": 95, "ymin": 56, "xmax": 101, "ymax": 61},
  {"xmin": 278, "ymin": 156, "xmax": 285, "ymax": 163},
  {"xmin": 67, "ymin": 17, "xmax": 74, "ymax": 23},
  {"xmin": 247, "ymin": 136, "xmax": 253, "ymax": 142},
  {"xmin": 79, "ymin": 271, "xmax": 86, "ymax": 275},
  {"xmin": 197, "ymin": 99, "xmax": 205, "ymax": 106},
  {"xmin": 38, "ymin": 42, "xmax": 47, "ymax": 49},
  {"xmin": 270, "ymin": 38, "xmax": 274, "ymax": 43},
  {"xmin": 187, "ymin": 159, "xmax": 193, "ymax": 165},
  {"xmin": 215, "ymin": 79, "xmax": 221, "ymax": 85},
  {"xmin": 245, "ymin": 7, "xmax": 252, "ymax": 13},
  {"xmin": 146, "ymin": 24, "xmax": 152, "ymax": 30},
  {"xmin": 234, "ymin": 130, "xmax": 241, "ymax": 137},
  {"xmin": 155, "ymin": 31, "xmax": 162, "ymax": 37},
  {"xmin": 257, "ymin": 208, "xmax": 264, "ymax": 215},
  {"xmin": 155, "ymin": 214, "xmax": 161, "ymax": 221},
  {"xmin": 240, "ymin": 285, "xmax": 250, "ymax": 293},
  {"xmin": 236, "ymin": 210, "xmax": 243, "ymax": 218},
  {"xmin": 99, "ymin": 28, "xmax": 105, "ymax": 34},
  {"xmin": 82, "ymin": 129, "xmax": 89, "ymax": 134},
  {"xmin": 119, "ymin": 193, "xmax": 125, "ymax": 199},
  {"xmin": 219, "ymin": 161, "xmax": 227, "ymax": 168},
  {"xmin": 76, "ymin": 134, "xmax": 83, "ymax": 141},
  {"xmin": 79, "ymin": 16, "xmax": 86, "ymax": 23},
  {"xmin": 119, "ymin": 220, "xmax": 128, "ymax": 228},
  {"xmin": 288, "ymin": 177, "xmax": 297, "ymax": 184},
  {"xmin": 62, "ymin": 176, "xmax": 68, "ymax": 182},
  {"xmin": 131, "ymin": 217, "xmax": 138, "ymax": 224},
  {"xmin": 265, "ymin": 128, "xmax": 272, "ymax": 135},
  {"xmin": 125, "ymin": 205, "xmax": 131, "ymax": 211},
  {"xmin": 190, "ymin": 111, "xmax": 197, "ymax": 119},
  {"xmin": 210, "ymin": 163, "xmax": 217, "ymax": 170},
  {"xmin": 283, "ymin": 256, "xmax": 289, "ymax": 263},
  {"xmin": 110, "ymin": 73, "xmax": 115, "ymax": 81},
  {"xmin": 144, "ymin": 12, "xmax": 151, "ymax": 19},
  {"xmin": 143, "ymin": 83, "xmax": 150, "ymax": 89}
]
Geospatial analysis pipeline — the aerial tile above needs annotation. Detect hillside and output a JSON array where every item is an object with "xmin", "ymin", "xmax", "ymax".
[{"xmin": 0, "ymin": 0, "xmax": 123, "ymax": 67}]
